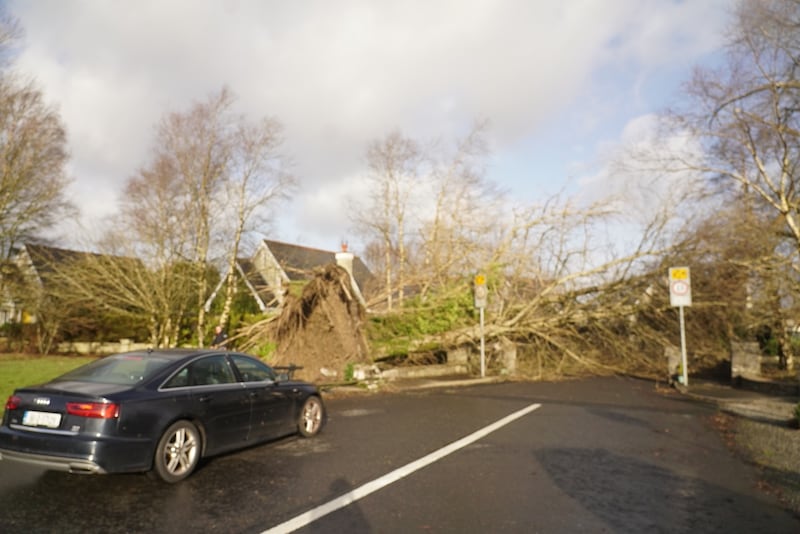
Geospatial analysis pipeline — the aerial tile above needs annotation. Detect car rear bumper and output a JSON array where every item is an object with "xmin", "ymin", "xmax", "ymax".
[
  {"xmin": 0, "ymin": 426, "xmax": 154, "ymax": 474},
  {"xmin": 0, "ymin": 447, "xmax": 106, "ymax": 474}
]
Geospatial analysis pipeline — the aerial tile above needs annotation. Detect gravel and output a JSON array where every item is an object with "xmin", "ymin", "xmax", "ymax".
[{"xmin": 715, "ymin": 413, "xmax": 800, "ymax": 517}]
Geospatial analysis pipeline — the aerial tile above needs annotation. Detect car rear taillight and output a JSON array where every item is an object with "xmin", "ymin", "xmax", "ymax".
[
  {"xmin": 5, "ymin": 395, "xmax": 21, "ymax": 411},
  {"xmin": 66, "ymin": 402, "xmax": 119, "ymax": 419}
]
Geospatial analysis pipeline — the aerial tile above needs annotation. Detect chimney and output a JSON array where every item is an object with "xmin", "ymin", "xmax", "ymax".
[
  {"xmin": 335, "ymin": 241, "xmax": 354, "ymax": 277},
  {"xmin": 335, "ymin": 241, "xmax": 366, "ymax": 307}
]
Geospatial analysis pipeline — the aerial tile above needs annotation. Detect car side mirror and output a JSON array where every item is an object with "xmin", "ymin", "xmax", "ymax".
[{"xmin": 273, "ymin": 364, "xmax": 303, "ymax": 382}]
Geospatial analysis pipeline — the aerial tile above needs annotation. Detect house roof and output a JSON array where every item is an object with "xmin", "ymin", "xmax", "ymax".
[
  {"xmin": 236, "ymin": 258, "xmax": 280, "ymax": 309},
  {"xmin": 263, "ymin": 239, "xmax": 374, "ymax": 289},
  {"xmin": 21, "ymin": 243, "xmax": 143, "ymax": 285},
  {"xmin": 23, "ymin": 243, "xmax": 92, "ymax": 275}
]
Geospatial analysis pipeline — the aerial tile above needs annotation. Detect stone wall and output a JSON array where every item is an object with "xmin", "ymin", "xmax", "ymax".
[
  {"xmin": 56, "ymin": 338, "xmax": 150, "ymax": 355},
  {"xmin": 665, "ymin": 345, "xmax": 682, "ymax": 383},
  {"xmin": 446, "ymin": 337, "xmax": 517, "ymax": 375},
  {"xmin": 731, "ymin": 341, "xmax": 762, "ymax": 380}
]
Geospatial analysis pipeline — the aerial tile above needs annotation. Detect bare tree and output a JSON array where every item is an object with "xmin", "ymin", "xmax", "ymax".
[
  {"xmin": 669, "ymin": 1, "xmax": 800, "ymax": 245},
  {"xmin": 0, "ymin": 11, "xmax": 21, "ymax": 66},
  {"xmin": 92, "ymin": 141, "xmax": 197, "ymax": 346},
  {"xmin": 0, "ymin": 72, "xmax": 76, "ymax": 346},
  {"xmin": 416, "ymin": 120, "xmax": 503, "ymax": 294},
  {"xmin": 353, "ymin": 123, "xmax": 503, "ymax": 309},
  {"xmin": 72, "ymin": 88, "xmax": 295, "ymax": 347},
  {"xmin": 60, "ymin": 91, "xmax": 231, "ymax": 347},
  {"xmin": 371, "ymin": 176, "xmax": 689, "ymax": 378},
  {"xmin": 341, "ymin": 2, "xmax": 800, "ymax": 378},
  {"xmin": 157, "ymin": 89, "xmax": 234, "ymax": 344},
  {"xmin": 0, "ymin": 74, "xmax": 75, "ymax": 260},
  {"xmin": 215, "ymin": 116, "xmax": 294, "ymax": 328},
  {"xmin": 353, "ymin": 130, "xmax": 424, "ymax": 310},
  {"xmin": 658, "ymin": 0, "xmax": 800, "ymax": 368}
]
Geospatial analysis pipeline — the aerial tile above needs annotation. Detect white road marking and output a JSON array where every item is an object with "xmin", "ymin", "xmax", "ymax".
[{"xmin": 262, "ymin": 402, "xmax": 542, "ymax": 534}]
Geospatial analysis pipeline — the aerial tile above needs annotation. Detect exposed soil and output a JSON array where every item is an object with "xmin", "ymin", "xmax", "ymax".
[{"xmin": 268, "ymin": 263, "xmax": 370, "ymax": 382}]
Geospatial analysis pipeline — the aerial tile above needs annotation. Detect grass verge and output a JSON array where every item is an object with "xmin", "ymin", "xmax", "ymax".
[{"xmin": 0, "ymin": 354, "xmax": 97, "ymax": 417}]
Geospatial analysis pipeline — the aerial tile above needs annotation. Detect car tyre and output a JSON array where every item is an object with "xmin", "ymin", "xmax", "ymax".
[
  {"xmin": 152, "ymin": 420, "xmax": 201, "ymax": 483},
  {"xmin": 298, "ymin": 396, "xmax": 324, "ymax": 438}
]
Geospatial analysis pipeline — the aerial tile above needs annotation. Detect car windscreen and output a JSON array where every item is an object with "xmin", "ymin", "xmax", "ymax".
[{"xmin": 56, "ymin": 354, "xmax": 175, "ymax": 385}]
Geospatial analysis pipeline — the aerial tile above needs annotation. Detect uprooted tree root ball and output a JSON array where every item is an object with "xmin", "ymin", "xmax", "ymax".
[{"xmin": 240, "ymin": 264, "xmax": 370, "ymax": 382}]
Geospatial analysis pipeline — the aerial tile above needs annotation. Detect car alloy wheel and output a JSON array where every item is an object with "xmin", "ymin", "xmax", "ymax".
[
  {"xmin": 153, "ymin": 420, "xmax": 201, "ymax": 483},
  {"xmin": 298, "ymin": 396, "xmax": 324, "ymax": 437}
]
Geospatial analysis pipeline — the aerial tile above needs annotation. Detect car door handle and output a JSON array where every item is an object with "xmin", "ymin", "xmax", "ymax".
[{"xmin": 198, "ymin": 395, "xmax": 213, "ymax": 403}]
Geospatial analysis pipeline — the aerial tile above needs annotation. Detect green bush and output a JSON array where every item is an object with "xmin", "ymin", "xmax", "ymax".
[
  {"xmin": 344, "ymin": 362, "xmax": 355, "ymax": 382},
  {"xmin": 254, "ymin": 341, "xmax": 277, "ymax": 361},
  {"xmin": 367, "ymin": 283, "xmax": 477, "ymax": 358}
]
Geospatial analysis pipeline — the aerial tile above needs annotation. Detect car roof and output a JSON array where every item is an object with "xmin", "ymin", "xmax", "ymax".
[{"xmin": 117, "ymin": 348, "xmax": 232, "ymax": 361}]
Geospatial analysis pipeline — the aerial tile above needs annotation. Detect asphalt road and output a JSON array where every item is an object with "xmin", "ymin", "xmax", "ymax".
[{"xmin": 1, "ymin": 376, "xmax": 798, "ymax": 533}]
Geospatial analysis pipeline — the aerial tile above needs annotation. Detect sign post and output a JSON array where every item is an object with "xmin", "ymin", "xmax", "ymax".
[
  {"xmin": 474, "ymin": 274, "xmax": 488, "ymax": 378},
  {"xmin": 669, "ymin": 267, "xmax": 692, "ymax": 386}
]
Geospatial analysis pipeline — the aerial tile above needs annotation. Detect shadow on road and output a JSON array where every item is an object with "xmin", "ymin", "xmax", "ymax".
[
  {"xmin": 302, "ymin": 478, "xmax": 371, "ymax": 533},
  {"xmin": 537, "ymin": 447, "xmax": 799, "ymax": 533}
]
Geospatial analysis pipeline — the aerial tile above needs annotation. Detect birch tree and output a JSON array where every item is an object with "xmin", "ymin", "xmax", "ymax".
[
  {"xmin": 107, "ymin": 155, "xmax": 198, "ymax": 346},
  {"xmin": 78, "ymin": 88, "xmax": 294, "ymax": 346},
  {"xmin": 354, "ymin": 130, "xmax": 423, "ymax": 310},
  {"xmin": 158, "ymin": 89, "xmax": 233, "ymax": 344},
  {"xmin": 215, "ymin": 116, "xmax": 294, "ymax": 328},
  {"xmin": 417, "ymin": 121, "xmax": 503, "ymax": 295},
  {"xmin": 660, "ymin": 0, "xmax": 800, "ymax": 368}
]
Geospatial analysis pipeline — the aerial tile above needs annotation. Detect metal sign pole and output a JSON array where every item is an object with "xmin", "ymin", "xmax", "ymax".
[
  {"xmin": 474, "ymin": 273, "xmax": 488, "ymax": 378},
  {"xmin": 669, "ymin": 267, "xmax": 692, "ymax": 387},
  {"xmin": 679, "ymin": 306, "xmax": 688, "ymax": 386},
  {"xmin": 480, "ymin": 307, "xmax": 486, "ymax": 378}
]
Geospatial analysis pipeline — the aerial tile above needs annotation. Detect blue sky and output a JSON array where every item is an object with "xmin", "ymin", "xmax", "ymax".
[{"xmin": 5, "ymin": 0, "xmax": 731, "ymax": 253}]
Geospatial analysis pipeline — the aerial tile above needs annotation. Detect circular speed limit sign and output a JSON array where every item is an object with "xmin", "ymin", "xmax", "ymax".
[
  {"xmin": 668, "ymin": 266, "xmax": 692, "ymax": 307},
  {"xmin": 671, "ymin": 280, "xmax": 689, "ymax": 295},
  {"xmin": 475, "ymin": 285, "xmax": 488, "ymax": 299}
]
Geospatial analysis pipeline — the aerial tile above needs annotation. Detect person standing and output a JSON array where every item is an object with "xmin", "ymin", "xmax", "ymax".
[{"xmin": 211, "ymin": 325, "xmax": 228, "ymax": 349}]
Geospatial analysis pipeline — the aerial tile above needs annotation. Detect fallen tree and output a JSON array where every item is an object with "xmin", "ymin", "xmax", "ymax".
[{"xmin": 238, "ymin": 264, "xmax": 370, "ymax": 381}]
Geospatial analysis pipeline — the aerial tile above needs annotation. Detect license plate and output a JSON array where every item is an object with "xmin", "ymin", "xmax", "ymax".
[{"xmin": 22, "ymin": 410, "xmax": 62, "ymax": 429}]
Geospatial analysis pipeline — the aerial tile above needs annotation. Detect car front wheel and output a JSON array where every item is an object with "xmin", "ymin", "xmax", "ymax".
[
  {"xmin": 298, "ymin": 396, "xmax": 324, "ymax": 437},
  {"xmin": 152, "ymin": 420, "xmax": 201, "ymax": 483}
]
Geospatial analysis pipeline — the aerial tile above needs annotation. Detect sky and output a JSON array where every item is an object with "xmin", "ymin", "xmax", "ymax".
[{"xmin": 4, "ymin": 0, "xmax": 732, "ymax": 254}]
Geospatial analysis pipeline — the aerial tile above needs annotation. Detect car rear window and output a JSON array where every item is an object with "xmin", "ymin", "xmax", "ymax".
[{"xmin": 57, "ymin": 354, "xmax": 173, "ymax": 385}]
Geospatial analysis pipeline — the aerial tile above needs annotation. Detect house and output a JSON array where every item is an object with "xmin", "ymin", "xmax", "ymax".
[
  {"xmin": 4, "ymin": 240, "xmax": 374, "ymax": 323},
  {"xmin": 207, "ymin": 239, "xmax": 374, "ymax": 312},
  {"xmin": 0, "ymin": 243, "xmax": 92, "ymax": 324},
  {"xmin": 1, "ymin": 242, "xmax": 148, "ymax": 324}
]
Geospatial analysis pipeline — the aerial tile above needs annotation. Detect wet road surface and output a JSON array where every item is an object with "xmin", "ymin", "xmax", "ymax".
[{"xmin": 1, "ymin": 376, "xmax": 798, "ymax": 533}]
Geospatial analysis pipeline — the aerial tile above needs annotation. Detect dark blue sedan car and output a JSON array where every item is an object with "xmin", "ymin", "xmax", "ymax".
[{"xmin": 0, "ymin": 349, "xmax": 325, "ymax": 482}]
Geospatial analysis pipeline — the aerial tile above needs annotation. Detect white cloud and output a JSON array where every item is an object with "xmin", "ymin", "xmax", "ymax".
[
  {"xmin": 5, "ymin": 0, "xmax": 731, "ymax": 250},
  {"xmin": 574, "ymin": 111, "xmax": 709, "ymax": 257}
]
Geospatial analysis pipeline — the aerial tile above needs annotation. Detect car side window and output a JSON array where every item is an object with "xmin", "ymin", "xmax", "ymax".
[
  {"xmin": 187, "ymin": 356, "xmax": 236, "ymax": 386},
  {"xmin": 231, "ymin": 355, "xmax": 276, "ymax": 383},
  {"xmin": 163, "ymin": 368, "xmax": 189, "ymax": 388}
]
